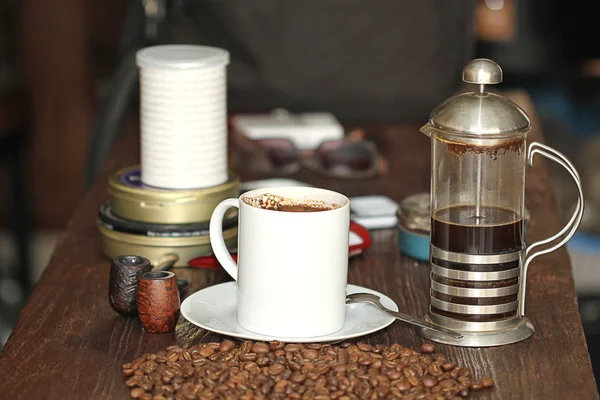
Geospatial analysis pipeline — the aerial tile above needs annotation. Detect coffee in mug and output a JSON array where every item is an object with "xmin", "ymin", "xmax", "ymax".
[
  {"xmin": 209, "ymin": 187, "xmax": 350, "ymax": 338},
  {"xmin": 242, "ymin": 192, "xmax": 340, "ymax": 212}
]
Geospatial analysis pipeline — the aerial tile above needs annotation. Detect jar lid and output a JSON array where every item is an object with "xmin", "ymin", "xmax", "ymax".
[
  {"xmin": 420, "ymin": 59, "xmax": 530, "ymax": 146},
  {"xmin": 398, "ymin": 193, "xmax": 430, "ymax": 234}
]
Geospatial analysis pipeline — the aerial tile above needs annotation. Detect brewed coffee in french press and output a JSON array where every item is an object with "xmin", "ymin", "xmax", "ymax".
[{"xmin": 418, "ymin": 59, "xmax": 584, "ymax": 347}]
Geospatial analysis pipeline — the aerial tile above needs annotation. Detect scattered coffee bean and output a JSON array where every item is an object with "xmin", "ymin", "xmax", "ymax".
[
  {"xmin": 442, "ymin": 361, "xmax": 457, "ymax": 371},
  {"xmin": 420, "ymin": 343, "xmax": 436, "ymax": 353},
  {"xmin": 482, "ymin": 377, "xmax": 495, "ymax": 388},
  {"xmin": 129, "ymin": 387, "xmax": 144, "ymax": 398},
  {"xmin": 122, "ymin": 341, "xmax": 495, "ymax": 399}
]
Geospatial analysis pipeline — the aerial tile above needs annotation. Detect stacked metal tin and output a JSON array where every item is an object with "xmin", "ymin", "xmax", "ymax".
[{"xmin": 97, "ymin": 166, "xmax": 239, "ymax": 267}]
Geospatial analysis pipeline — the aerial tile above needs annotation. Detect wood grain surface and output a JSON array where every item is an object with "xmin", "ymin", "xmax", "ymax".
[{"xmin": 0, "ymin": 93, "xmax": 597, "ymax": 399}]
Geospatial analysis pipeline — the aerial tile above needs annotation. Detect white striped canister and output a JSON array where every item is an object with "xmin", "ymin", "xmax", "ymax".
[{"xmin": 136, "ymin": 45, "xmax": 230, "ymax": 189}]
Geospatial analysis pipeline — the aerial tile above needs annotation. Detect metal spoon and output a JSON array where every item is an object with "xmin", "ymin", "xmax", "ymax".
[{"xmin": 346, "ymin": 292, "xmax": 463, "ymax": 339}]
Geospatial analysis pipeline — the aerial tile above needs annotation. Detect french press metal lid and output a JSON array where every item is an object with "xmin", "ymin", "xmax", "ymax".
[{"xmin": 418, "ymin": 58, "xmax": 584, "ymax": 347}]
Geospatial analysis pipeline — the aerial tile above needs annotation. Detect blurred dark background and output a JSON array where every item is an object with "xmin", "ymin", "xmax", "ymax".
[{"xmin": 1, "ymin": 0, "xmax": 600, "ymax": 386}]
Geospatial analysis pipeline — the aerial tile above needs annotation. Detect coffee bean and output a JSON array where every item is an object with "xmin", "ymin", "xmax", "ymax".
[
  {"xmin": 239, "ymin": 352, "xmax": 257, "ymax": 362},
  {"xmin": 257, "ymin": 356, "xmax": 269, "ymax": 367},
  {"xmin": 284, "ymin": 344, "xmax": 302, "ymax": 352},
  {"xmin": 239, "ymin": 341, "xmax": 252, "ymax": 353},
  {"xmin": 400, "ymin": 348, "xmax": 413, "ymax": 357},
  {"xmin": 130, "ymin": 388, "xmax": 145, "ymax": 398},
  {"xmin": 302, "ymin": 350, "xmax": 319, "ymax": 360},
  {"xmin": 270, "ymin": 341, "xmax": 285, "ymax": 351},
  {"xmin": 472, "ymin": 383, "xmax": 484, "ymax": 390},
  {"xmin": 357, "ymin": 343, "xmax": 372, "ymax": 352},
  {"xmin": 219, "ymin": 340, "xmax": 234, "ymax": 353},
  {"xmin": 125, "ymin": 377, "xmax": 140, "ymax": 387},
  {"xmin": 440, "ymin": 379, "xmax": 458, "ymax": 388},
  {"xmin": 291, "ymin": 373, "xmax": 306, "ymax": 383},
  {"xmin": 386, "ymin": 370, "xmax": 401, "ymax": 380},
  {"xmin": 420, "ymin": 343, "xmax": 436, "ymax": 353},
  {"xmin": 423, "ymin": 376, "xmax": 437, "ymax": 388},
  {"xmin": 198, "ymin": 347, "xmax": 214, "ymax": 358},
  {"xmin": 268, "ymin": 364, "xmax": 285, "ymax": 375},
  {"xmin": 428, "ymin": 363, "xmax": 443, "ymax": 376},
  {"xmin": 396, "ymin": 381, "xmax": 411, "ymax": 391},
  {"xmin": 251, "ymin": 343, "xmax": 270, "ymax": 354},
  {"xmin": 442, "ymin": 362, "xmax": 457, "ymax": 371},
  {"xmin": 482, "ymin": 377, "xmax": 494, "ymax": 388}
]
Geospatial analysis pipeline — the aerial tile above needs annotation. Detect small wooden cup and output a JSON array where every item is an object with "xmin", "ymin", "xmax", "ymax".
[
  {"xmin": 136, "ymin": 271, "xmax": 180, "ymax": 333},
  {"xmin": 108, "ymin": 255, "xmax": 152, "ymax": 316}
]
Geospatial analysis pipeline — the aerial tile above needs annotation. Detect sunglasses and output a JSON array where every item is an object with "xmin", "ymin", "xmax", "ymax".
[{"xmin": 234, "ymin": 135, "xmax": 384, "ymax": 179}]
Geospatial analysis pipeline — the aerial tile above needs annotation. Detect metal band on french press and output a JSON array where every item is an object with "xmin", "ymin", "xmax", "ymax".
[
  {"xmin": 430, "ymin": 264, "xmax": 520, "ymax": 281},
  {"xmin": 430, "ymin": 298, "xmax": 518, "ymax": 315},
  {"xmin": 431, "ymin": 280, "xmax": 519, "ymax": 298},
  {"xmin": 430, "ymin": 246, "xmax": 520, "ymax": 264}
]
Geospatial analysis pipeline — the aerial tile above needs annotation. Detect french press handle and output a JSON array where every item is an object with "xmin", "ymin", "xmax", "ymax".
[{"xmin": 518, "ymin": 142, "xmax": 584, "ymax": 317}]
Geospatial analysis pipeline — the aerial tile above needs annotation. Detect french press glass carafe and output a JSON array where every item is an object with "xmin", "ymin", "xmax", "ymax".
[{"xmin": 418, "ymin": 59, "xmax": 584, "ymax": 347}]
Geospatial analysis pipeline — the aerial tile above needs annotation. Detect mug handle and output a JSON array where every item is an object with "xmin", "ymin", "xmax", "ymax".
[
  {"xmin": 518, "ymin": 142, "xmax": 584, "ymax": 316},
  {"xmin": 209, "ymin": 198, "xmax": 240, "ymax": 280}
]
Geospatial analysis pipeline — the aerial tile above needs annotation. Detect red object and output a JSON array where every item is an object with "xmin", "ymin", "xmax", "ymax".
[
  {"xmin": 187, "ymin": 221, "xmax": 372, "ymax": 268},
  {"xmin": 348, "ymin": 221, "xmax": 372, "ymax": 256},
  {"xmin": 188, "ymin": 254, "xmax": 237, "ymax": 269}
]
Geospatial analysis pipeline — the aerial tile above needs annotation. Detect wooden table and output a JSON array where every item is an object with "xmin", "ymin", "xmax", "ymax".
[{"xmin": 0, "ymin": 94, "xmax": 597, "ymax": 399}]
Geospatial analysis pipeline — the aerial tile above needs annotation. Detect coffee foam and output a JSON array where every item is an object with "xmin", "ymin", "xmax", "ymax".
[{"xmin": 242, "ymin": 193, "xmax": 339, "ymax": 211}]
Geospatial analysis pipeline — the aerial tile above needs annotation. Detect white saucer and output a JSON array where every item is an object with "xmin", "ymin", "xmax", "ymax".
[{"xmin": 180, "ymin": 282, "xmax": 398, "ymax": 343}]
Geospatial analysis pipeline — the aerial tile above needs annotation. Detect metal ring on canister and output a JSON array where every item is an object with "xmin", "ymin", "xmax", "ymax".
[
  {"xmin": 97, "ymin": 221, "xmax": 238, "ymax": 268},
  {"xmin": 97, "ymin": 202, "xmax": 237, "ymax": 237},
  {"xmin": 107, "ymin": 165, "xmax": 240, "ymax": 224}
]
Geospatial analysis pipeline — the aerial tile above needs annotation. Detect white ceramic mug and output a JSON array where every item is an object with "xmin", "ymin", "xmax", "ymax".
[{"xmin": 209, "ymin": 187, "xmax": 350, "ymax": 338}]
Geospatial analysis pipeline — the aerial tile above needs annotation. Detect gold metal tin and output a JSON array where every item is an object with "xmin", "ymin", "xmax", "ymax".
[
  {"xmin": 97, "ymin": 223, "xmax": 238, "ymax": 268},
  {"xmin": 108, "ymin": 165, "xmax": 240, "ymax": 224}
]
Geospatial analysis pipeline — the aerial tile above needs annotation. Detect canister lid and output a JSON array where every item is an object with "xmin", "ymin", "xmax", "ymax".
[
  {"xmin": 398, "ymin": 193, "xmax": 430, "ymax": 234},
  {"xmin": 136, "ymin": 45, "xmax": 230, "ymax": 70},
  {"xmin": 421, "ymin": 59, "xmax": 530, "ymax": 146}
]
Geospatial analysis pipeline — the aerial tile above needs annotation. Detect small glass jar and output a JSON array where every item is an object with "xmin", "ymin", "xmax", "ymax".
[{"xmin": 397, "ymin": 193, "xmax": 430, "ymax": 261}]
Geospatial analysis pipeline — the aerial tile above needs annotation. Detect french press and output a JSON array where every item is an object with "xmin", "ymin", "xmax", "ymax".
[{"xmin": 418, "ymin": 59, "xmax": 584, "ymax": 347}]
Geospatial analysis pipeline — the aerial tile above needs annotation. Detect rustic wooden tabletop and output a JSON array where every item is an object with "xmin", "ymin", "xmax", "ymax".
[{"xmin": 0, "ymin": 93, "xmax": 597, "ymax": 399}]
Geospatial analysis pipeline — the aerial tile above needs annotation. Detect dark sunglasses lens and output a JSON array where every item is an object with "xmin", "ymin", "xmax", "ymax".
[
  {"xmin": 316, "ymin": 141, "xmax": 376, "ymax": 173},
  {"xmin": 256, "ymin": 139, "xmax": 299, "ymax": 169}
]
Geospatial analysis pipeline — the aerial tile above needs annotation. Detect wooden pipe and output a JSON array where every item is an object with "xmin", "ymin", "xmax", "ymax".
[
  {"xmin": 136, "ymin": 271, "xmax": 180, "ymax": 333},
  {"xmin": 108, "ymin": 255, "xmax": 152, "ymax": 316}
]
